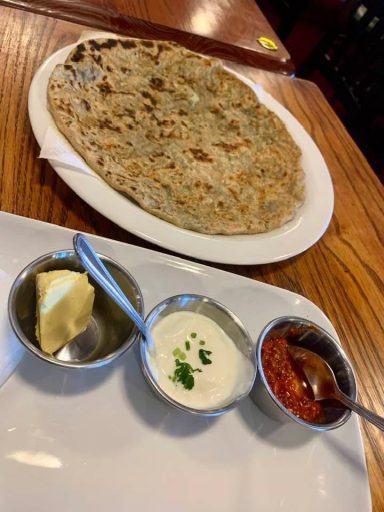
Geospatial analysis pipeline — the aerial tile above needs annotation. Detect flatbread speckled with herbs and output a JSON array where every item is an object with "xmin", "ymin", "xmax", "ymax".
[{"xmin": 47, "ymin": 37, "xmax": 304, "ymax": 235}]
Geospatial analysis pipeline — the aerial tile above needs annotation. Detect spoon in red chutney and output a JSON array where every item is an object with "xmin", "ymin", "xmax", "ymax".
[{"xmin": 288, "ymin": 346, "xmax": 384, "ymax": 431}]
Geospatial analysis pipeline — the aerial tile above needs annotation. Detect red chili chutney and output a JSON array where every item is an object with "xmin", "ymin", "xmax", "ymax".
[{"xmin": 262, "ymin": 336, "xmax": 324, "ymax": 423}]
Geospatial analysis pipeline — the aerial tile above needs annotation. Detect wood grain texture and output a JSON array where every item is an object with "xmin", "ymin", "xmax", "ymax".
[
  {"xmin": 0, "ymin": 6, "xmax": 383, "ymax": 510},
  {"xmin": 0, "ymin": 0, "xmax": 293, "ymax": 73}
]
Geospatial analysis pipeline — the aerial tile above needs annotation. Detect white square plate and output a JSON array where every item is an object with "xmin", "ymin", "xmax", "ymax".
[{"xmin": 0, "ymin": 212, "xmax": 370, "ymax": 511}]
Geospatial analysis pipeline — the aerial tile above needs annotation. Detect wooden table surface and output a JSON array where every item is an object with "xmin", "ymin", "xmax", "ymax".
[
  {"xmin": 0, "ymin": 0, "xmax": 293, "ymax": 73},
  {"xmin": 1, "ymin": 5, "xmax": 383, "ymax": 510}
]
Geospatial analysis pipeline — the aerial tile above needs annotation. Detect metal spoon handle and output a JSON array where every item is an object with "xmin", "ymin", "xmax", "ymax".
[
  {"xmin": 335, "ymin": 390, "xmax": 384, "ymax": 431},
  {"xmin": 73, "ymin": 233, "xmax": 148, "ymax": 337}
]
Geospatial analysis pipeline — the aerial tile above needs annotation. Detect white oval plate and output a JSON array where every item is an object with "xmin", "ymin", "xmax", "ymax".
[{"xmin": 28, "ymin": 42, "xmax": 334, "ymax": 265}]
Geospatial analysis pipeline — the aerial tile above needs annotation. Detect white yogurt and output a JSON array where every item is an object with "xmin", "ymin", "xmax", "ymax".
[{"xmin": 148, "ymin": 311, "xmax": 254, "ymax": 410}]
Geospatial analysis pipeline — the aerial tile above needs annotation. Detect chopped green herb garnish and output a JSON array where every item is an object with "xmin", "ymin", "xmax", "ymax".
[
  {"xmin": 199, "ymin": 348, "xmax": 212, "ymax": 365},
  {"xmin": 185, "ymin": 341, "xmax": 191, "ymax": 351},
  {"xmin": 179, "ymin": 352, "xmax": 187, "ymax": 361},
  {"xmin": 172, "ymin": 348, "xmax": 181, "ymax": 357},
  {"xmin": 172, "ymin": 359, "xmax": 202, "ymax": 390},
  {"xmin": 199, "ymin": 340, "xmax": 206, "ymax": 346},
  {"xmin": 191, "ymin": 332, "xmax": 197, "ymax": 339}
]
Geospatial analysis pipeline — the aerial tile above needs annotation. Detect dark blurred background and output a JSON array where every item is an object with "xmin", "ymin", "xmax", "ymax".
[{"xmin": 257, "ymin": 0, "xmax": 384, "ymax": 182}]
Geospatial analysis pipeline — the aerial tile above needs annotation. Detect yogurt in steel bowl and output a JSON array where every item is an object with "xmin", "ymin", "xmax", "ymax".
[{"xmin": 140, "ymin": 295, "xmax": 256, "ymax": 416}]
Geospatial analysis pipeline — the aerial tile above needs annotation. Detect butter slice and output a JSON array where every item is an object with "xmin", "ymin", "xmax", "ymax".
[{"xmin": 35, "ymin": 270, "xmax": 95, "ymax": 355}]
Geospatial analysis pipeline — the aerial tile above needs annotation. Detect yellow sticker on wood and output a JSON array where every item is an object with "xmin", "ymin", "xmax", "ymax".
[{"xmin": 257, "ymin": 37, "xmax": 278, "ymax": 51}]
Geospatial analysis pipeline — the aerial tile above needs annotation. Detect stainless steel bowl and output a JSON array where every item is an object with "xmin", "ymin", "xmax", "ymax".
[
  {"xmin": 140, "ymin": 294, "xmax": 257, "ymax": 416},
  {"xmin": 250, "ymin": 316, "xmax": 357, "ymax": 431},
  {"xmin": 8, "ymin": 250, "xmax": 144, "ymax": 369}
]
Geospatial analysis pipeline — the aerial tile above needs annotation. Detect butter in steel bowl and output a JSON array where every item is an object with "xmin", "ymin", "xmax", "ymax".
[
  {"xmin": 8, "ymin": 250, "xmax": 143, "ymax": 369},
  {"xmin": 35, "ymin": 270, "xmax": 94, "ymax": 355}
]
